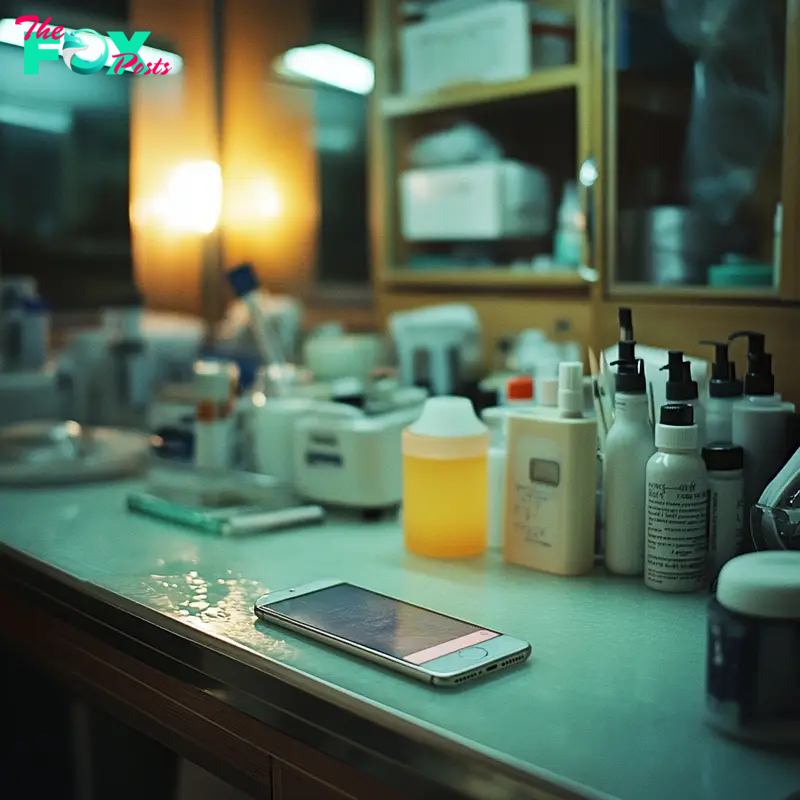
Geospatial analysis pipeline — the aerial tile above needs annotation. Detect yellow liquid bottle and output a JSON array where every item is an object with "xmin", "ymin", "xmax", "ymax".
[{"xmin": 402, "ymin": 396, "xmax": 488, "ymax": 558}]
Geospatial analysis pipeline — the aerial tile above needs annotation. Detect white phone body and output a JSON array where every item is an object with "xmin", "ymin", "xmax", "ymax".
[{"xmin": 253, "ymin": 579, "xmax": 531, "ymax": 687}]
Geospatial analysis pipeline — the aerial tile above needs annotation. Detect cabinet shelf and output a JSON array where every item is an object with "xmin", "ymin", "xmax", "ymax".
[
  {"xmin": 381, "ymin": 65, "xmax": 581, "ymax": 118},
  {"xmin": 381, "ymin": 268, "xmax": 594, "ymax": 290},
  {"xmin": 609, "ymin": 283, "xmax": 779, "ymax": 302}
]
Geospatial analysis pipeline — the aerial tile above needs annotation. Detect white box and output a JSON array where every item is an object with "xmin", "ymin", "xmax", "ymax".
[
  {"xmin": 401, "ymin": 1, "xmax": 532, "ymax": 95},
  {"xmin": 401, "ymin": 160, "xmax": 551, "ymax": 241}
]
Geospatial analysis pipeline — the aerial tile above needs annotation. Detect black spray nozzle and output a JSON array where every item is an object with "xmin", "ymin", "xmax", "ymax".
[
  {"xmin": 699, "ymin": 339, "xmax": 743, "ymax": 398},
  {"xmin": 728, "ymin": 330, "xmax": 773, "ymax": 396},
  {"xmin": 660, "ymin": 350, "xmax": 684, "ymax": 383},
  {"xmin": 659, "ymin": 351, "xmax": 698, "ymax": 401},
  {"xmin": 618, "ymin": 307, "xmax": 633, "ymax": 341},
  {"xmin": 610, "ymin": 355, "xmax": 646, "ymax": 393}
]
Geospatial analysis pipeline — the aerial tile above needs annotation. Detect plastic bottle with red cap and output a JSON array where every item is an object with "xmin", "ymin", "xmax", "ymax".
[{"xmin": 505, "ymin": 375, "xmax": 534, "ymax": 406}]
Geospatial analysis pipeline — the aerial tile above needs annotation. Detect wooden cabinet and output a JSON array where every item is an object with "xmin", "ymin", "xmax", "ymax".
[
  {"xmin": 272, "ymin": 762, "xmax": 354, "ymax": 800},
  {"xmin": 370, "ymin": 0, "xmax": 800, "ymax": 404}
]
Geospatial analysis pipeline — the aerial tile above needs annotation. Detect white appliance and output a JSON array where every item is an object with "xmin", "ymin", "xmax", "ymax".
[
  {"xmin": 293, "ymin": 394, "xmax": 426, "ymax": 511},
  {"xmin": 401, "ymin": 160, "xmax": 550, "ymax": 241},
  {"xmin": 389, "ymin": 304, "xmax": 481, "ymax": 395}
]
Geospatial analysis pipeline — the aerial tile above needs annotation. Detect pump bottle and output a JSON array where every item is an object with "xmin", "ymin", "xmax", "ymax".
[
  {"xmin": 645, "ymin": 403, "xmax": 708, "ymax": 593},
  {"xmin": 603, "ymin": 345, "xmax": 655, "ymax": 575},
  {"xmin": 660, "ymin": 350, "xmax": 705, "ymax": 447},
  {"xmin": 729, "ymin": 330, "xmax": 795, "ymax": 513},
  {"xmin": 503, "ymin": 362, "xmax": 597, "ymax": 576},
  {"xmin": 700, "ymin": 340, "xmax": 743, "ymax": 445}
]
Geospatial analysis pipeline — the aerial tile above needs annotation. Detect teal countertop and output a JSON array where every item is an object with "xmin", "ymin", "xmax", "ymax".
[{"xmin": 0, "ymin": 482, "xmax": 798, "ymax": 800}]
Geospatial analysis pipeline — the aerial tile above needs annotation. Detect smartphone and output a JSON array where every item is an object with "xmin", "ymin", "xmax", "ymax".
[{"xmin": 253, "ymin": 579, "xmax": 531, "ymax": 686}]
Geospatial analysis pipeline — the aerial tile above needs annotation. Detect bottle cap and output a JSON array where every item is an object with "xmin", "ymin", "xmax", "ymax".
[
  {"xmin": 194, "ymin": 360, "xmax": 239, "ymax": 402},
  {"xmin": 655, "ymin": 403, "xmax": 698, "ymax": 450},
  {"xmin": 404, "ymin": 396, "xmax": 488, "ymax": 459},
  {"xmin": 506, "ymin": 375, "xmax": 533, "ymax": 402},
  {"xmin": 538, "ymin": 377, "xmax": 558, "ymax": 407},
  {"xmin": 226, "ymin": 263, "xmax": 260, "ymax": 298},
  {"xmin": 729, "ymin": 330, "xmax": 774, "ymax": 396},
  {"xmin": 702, "ymin": 443, "xmax": 744, "ymax": 472},
  {"xmin": 558, "ymin": 362, "xmax": 584, "ymax": 417}
]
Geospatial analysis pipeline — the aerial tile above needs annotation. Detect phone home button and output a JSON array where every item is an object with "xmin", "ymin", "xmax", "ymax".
[{"xmin": 458, "ymin": 646, "xmax": 488, "ymax": 660}]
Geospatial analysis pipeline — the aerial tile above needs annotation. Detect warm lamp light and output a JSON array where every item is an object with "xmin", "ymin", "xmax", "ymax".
[{"xmin": 134, "ymin": 160, "xmax": 222, "ymax": 235}]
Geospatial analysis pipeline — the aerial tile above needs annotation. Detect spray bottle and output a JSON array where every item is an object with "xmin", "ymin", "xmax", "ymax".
[
  {"xmin": 603, "ymin": 344, "xmax": 655, "ymax": 575},
  {"xmin": 699, "ymin": 340, "xmax": 743, "ymax": 445},
  {"xmin": 660, "ymin": 350, "xmax": 705, "ymax": 447},
  {"xmin": 729, "ymin": 330, "xmax": 795, "ymax": 513}
]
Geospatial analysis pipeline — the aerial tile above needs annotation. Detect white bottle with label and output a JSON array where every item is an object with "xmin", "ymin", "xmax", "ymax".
[
  {"xmin": 645, "ymin": 403, "xmax": 709, "ymax": 593},
  {"xmin": 702, "ymin": 444, "xmax": 745, "ymax": 580},
  {"xmin": 729, "ymin": 331, "xmax": 795, "ymax": 512},
  {"xmin": 503, "ymin": 362, "xmax": 597, "ymax": 576},
  {"xmin": 603, "ymin": 352, "xmax": 655, "ymax": 575}
]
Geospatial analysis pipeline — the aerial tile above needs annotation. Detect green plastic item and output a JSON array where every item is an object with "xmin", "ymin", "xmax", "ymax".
[{"xmin": 708, "ymin": 263, "xmax": 774, "ymax": 288}]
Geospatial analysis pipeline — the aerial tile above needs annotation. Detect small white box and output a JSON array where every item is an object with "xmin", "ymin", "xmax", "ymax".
[
  {"xmin": 401, "ymin": 160, "xmax": 551, "ymax": 241},
  {"xmin": 401, "ymin": 1, "xmax": 533, "ymax": 95}
]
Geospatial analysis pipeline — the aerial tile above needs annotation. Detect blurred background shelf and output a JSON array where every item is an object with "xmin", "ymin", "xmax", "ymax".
[
  {"xmin": 609, "ymin": 283, "xmax": 781, "ymax": 303},
  {"xmin": 380, "ymin": 269, "xmax": 593, "ymax": 289},
  {"xmin": 380, "ymin": 65, "xmax": 581, "ymax": 118}
]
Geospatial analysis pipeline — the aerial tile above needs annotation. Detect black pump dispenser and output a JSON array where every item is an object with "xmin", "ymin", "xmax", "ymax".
[
  {"xmin": 728, "ymin": 330, "xmax": 774, "ymax": 396},
  {"xmin": 619, "ymin": 307, "xmax": 633, "ymax": 341},
  {"xmin": 611, "ymin": 342, "xmax": 646, "ymax": 394},
  {"xmin": 699, "ymin": 340, "xmax": 743, "ymax": 399},
  {"xmin": 660, "ymin": 351, "xmax": 698, "ymax": 401}
]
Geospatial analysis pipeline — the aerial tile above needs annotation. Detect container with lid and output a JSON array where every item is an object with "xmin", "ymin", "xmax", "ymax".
[
  {"xmin": 707, "ymin": 552, "xmax": 800, "ymax": 748},
  {"xmin": 504, "ymin": 375, "xmax": 534, "ymax": 406},
  {"xmin": 503, "ymin": 362, "xmax": 597, "ymax": 575},
  {"xmin": 730, "ymin": 330, "xmax": 795, "ymax": 513},
  {"xmin": 645, "ymin": 403, "xmax": 709, "ymax": 593},
  {"xmin": 193, "ymin": 360, "xmax": 240, "ymax": 471},
  {"xmin": 402, "ymin": 396, "xmax": 488, "ymax": 558},
  {"xmin": 703, "ymin": 443, "xmax": 745, "ymax": 579}
]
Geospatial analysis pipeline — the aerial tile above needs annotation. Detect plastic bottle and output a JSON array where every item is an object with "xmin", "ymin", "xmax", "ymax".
[
  {"xmin": 702, "ymin": 443, "xmax": 745, "ymax": 580},
  {"xmin": 20, "ymin": 297, "xmax": 49, "ymax": 371},
  {"xmin": 645, "ymin": 403, "xmax": 708, "ymax": 593},
  {"xmin": 554, "ymin": 181, "xmax": 583, "ymax": 267},
  {"xmin": 659, "ymin": 350, "xmax": 705, "ymax": 447},
  {"xmin": 729, "ymin": 330, "xmax": 795, "ymax": 513},
  {"xmin": 503, "ymin": 362, "xmax": 597, "ymax": 576},
  {"xmin": 194, "ymin": 360, "xmax": 239, "ymax": 471},
  {"xmin": 699, "ymin": 340, "xmax": 743, "ymax": 445},
  {"xmin": 402, "ymin": 396, "xmax": 488, "ymax": 558},
  {"xmin": 603, "ymin": 346, "xmax": 655, "ymax": 575},
  {"xmin": 482, "ymin": 407, "xmax": 507, "ymax": 550},
  {"xmin": 537, "ymin": 377, "xmax": 558, "ymax": 409}
]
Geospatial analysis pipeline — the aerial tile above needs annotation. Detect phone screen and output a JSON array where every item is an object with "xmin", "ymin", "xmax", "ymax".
[{"xmin": 264, "ymin": 583, "xmax": 499, "ymax": 664}]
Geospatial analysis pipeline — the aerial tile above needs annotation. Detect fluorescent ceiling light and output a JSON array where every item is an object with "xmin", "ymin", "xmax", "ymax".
[
  {"xmin": 276, "ymin": 44, "xmax": 374, "ymax": 95},
  {"xmin": 0, "ymin": 17, "xmax": 183, "ymax": 75},
  {"xmin": 0, "ymin": 103, "xmax": 70, "ymax": 133}
]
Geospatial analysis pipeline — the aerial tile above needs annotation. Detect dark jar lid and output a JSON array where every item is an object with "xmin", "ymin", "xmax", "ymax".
[{"xmin": 702, "ymin": 443, "xmax": 744, "ymax": 472}]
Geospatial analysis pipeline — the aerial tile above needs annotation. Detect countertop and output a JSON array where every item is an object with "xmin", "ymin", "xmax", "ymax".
[{"xmin": 0, "ymin": 481, "xmax": 798, "ymax": 800}]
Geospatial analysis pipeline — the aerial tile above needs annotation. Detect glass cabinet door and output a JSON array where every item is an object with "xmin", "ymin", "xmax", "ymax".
[{"xmin": 603, "ymin": 0, "xmax": 788, "ymax": 296}]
